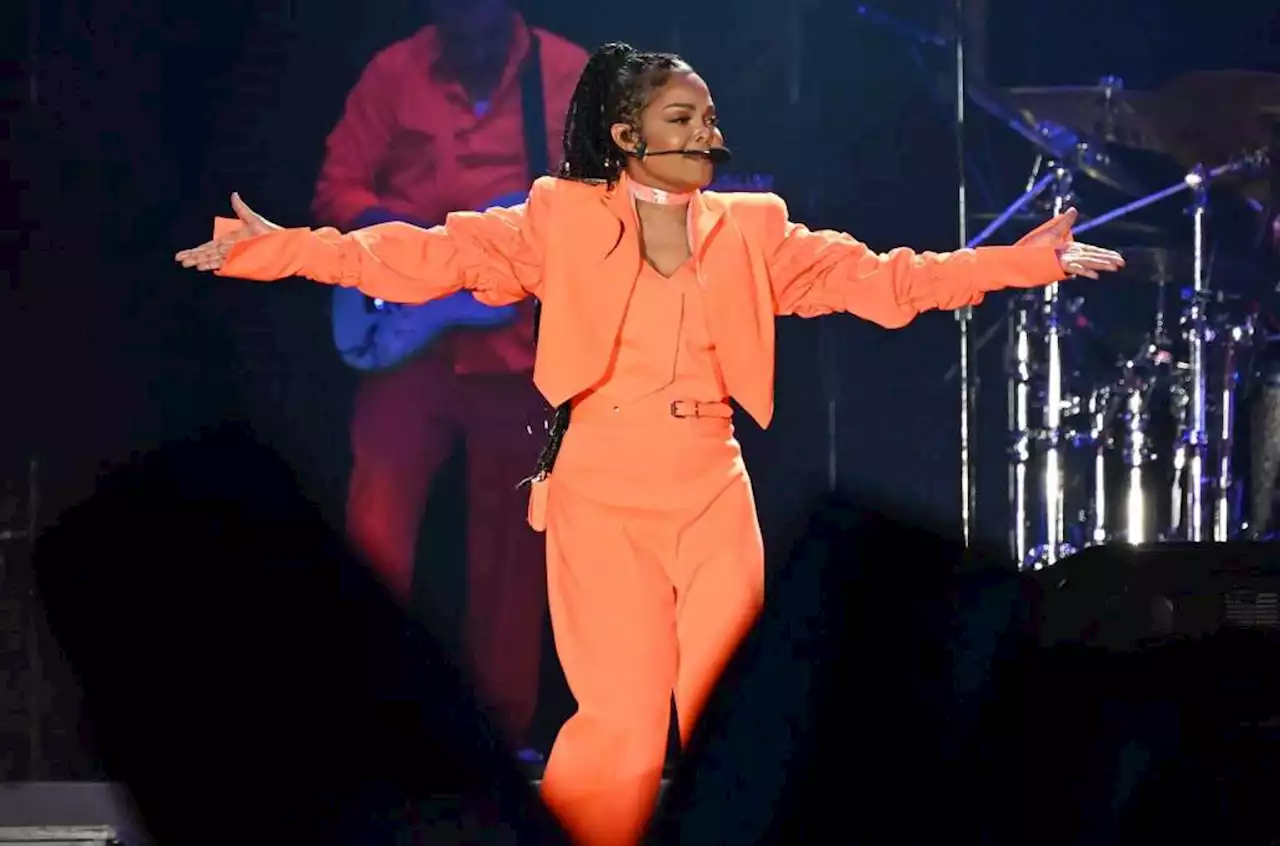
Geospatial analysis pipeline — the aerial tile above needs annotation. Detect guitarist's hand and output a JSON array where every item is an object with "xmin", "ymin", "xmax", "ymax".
[{"xmin": 175, "ymin": 193, "xmax": 280, "ymax": 272}]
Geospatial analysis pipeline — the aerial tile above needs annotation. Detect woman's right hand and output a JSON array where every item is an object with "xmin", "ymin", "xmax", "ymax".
[{"xmin": 175, "ymin": 193, "xmax": 280, "ymax": 272}]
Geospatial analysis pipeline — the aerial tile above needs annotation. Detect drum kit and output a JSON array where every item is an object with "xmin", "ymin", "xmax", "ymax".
[{"xmin": 963, "ymin": 70, "xmax": 1279, "ymax": 568}]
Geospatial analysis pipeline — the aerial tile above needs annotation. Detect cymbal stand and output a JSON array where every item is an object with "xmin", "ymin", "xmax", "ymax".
[
  {"xmin": 1077, "ymin": 154, "xmax": 1265, "ymax": 542},
  {"xmin": 1183, "ymin": 169, "xmax": 1210, "ymax": 541},
  {"xmin": 1036, "ymin": 172, "xmax": 1073, "ymax": 567},
  {"xmin": 981, "ymin": 159, "xmax": 1075, "ymax": 568},
  {"xmin": 1073, "ymin": 155, "xmax": 1265, "ymax": 238}
]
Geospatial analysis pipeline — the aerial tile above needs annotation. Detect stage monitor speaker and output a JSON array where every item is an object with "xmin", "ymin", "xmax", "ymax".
[
  {"xmin": 1028, "ymin": 542, "xmax": 1280, "ymax": 650},
  {"xmin": 0, "ymin": 782, "xmax": 144, "ymax": 844}
]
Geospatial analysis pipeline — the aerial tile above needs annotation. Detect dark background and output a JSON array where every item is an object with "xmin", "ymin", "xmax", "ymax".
[{"xmin": 3, "ymin": 0, "xmax": 1276, "ymax": 777}]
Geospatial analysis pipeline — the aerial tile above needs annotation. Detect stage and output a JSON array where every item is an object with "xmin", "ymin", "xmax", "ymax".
[{"xmin": 0, "ymin": 780, "xmax": 673, "ymax": 844}]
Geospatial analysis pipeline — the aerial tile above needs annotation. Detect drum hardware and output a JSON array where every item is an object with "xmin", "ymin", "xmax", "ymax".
[
  {"xmin": 1085, "ymin": 381, "xmax": 1110, "ymax": 545},
  {"xmin": 962, "ymin": 72, "xmax": 1158, "ymax": 565},
  {"xmin": 967, "ymin": 79, "xmax": 1147, "ymax": 196},
  {"xmin": 1076, "ymin": 151, "xmax": 1270, "ymax": 543},
  {"xmin": 1248, "ymin": 339, "xmax": 1280, "ymax": 538},
  {"xmin": 970, "ymin": 210, "xmax": 1162, "ymax": 237},
  {"xmin": 1015, "ymin": 147, "xmax": 1269, "ymax": 559},
  {"xmin": 956, "ymin": 60, "xmax": 1156, "ymax": 545},
  {"xmin": 961, "ymin": 161, "xmax": 1069, "ymax": 562},
  {"xmin": 960, "ymin": 139, "xmax": 1134, "ymax": 566},
  {"xmin": 1004, "ymin": 76, "xmax": 1165, "ymax": 157},
  {"xmin": 957, "ymin": 68, "xmax": 1275, "ymax": 560},
  {"xmin": 1072, "ymin": 152, "xmax": 1269, "ymax": 238},
  {"xmin": 1140, "ymin": 70, "xmax": 1280, "ymax": 210},
  {"xmin": 1119, "ymin": 360, "xmax": 1155, "ymax": 544},
  {"xmin": 1215, "ymin": 316, "xmax": 1254, "ymax": 540},
  {"xmin": 1094, "ymin": 246, "xmax": 1269, "ymax": 292},
  {"xmin": 1184, "ymin": 169, "xmax": 1212, "ymax": 542},
  {"xmin": 999, "ymin": 162, "xmax": 1077, "ymax": 569}
]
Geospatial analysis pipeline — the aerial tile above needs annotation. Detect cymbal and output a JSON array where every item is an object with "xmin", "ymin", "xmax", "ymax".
[
  {"xmin": 1113, "ymin": 246, "xmax": 1268, "ymax": 289},
  {"xmin": 1004, "ymin": 78, "xmax": 1165, "ymax": 152},
  {"xmin": 1145, "ymin": 71, "xmax": 1280, "ymax": 204},
  {"xmin": 967, "ymin": 81, "xmax": 1147, "ymax": 196}
]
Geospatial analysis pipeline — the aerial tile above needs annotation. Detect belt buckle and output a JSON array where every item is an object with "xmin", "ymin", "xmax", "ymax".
[{"xmin": 670, "ymin": 400, "xmax": 699, "ymax": 419}]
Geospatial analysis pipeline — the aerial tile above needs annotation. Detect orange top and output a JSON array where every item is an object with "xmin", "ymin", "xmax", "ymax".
[
  {"xmin": 214, "ymin": 173, "xmax": 1069, "ymax": 428},
  {"xmin": 311, "ymin": 18, "xmax": 588, "ymax": 374},
  {"xmin": 540, "ymin": 258, "xmax": 740, "ymax": 529},
  {"xmin": 581, "ymin": 259, "xmax": 728, "ymax": 407}
]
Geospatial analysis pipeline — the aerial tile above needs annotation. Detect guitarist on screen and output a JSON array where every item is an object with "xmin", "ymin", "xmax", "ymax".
[{"xmin": 311, "ymin": 0, "xmax": 589, "ymax": 759}]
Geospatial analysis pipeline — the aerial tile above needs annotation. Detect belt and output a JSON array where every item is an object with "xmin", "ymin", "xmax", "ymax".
[
  {"xmin": 668, "ymin": 400, "xmax": 733, "ymax": 419},
  {"xmin": 570, "ymin": 396, "xmax": 734, "ymax": 423}
]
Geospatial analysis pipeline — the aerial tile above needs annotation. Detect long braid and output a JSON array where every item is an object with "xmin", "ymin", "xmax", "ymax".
[{"xmin": 523, "ymin": 42, "xmax": 689, "ymax": 486}]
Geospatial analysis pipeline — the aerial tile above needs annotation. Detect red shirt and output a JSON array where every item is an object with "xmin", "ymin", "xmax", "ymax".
[{"xmin": 312, "ymin": 18, "xmax": 588, "ymax": 374}]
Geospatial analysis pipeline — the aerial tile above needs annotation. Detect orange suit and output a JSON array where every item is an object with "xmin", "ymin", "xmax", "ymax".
[{"xmin": 212, "ymin": 172, "xmax": 1067, "ymax": 845}]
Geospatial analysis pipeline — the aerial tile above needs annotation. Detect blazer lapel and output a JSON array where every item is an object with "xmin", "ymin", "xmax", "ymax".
[
  {"xmin": 690, "ymin": 191, "xmax": 776, "ymax": 427},
  {"xmin": 534, "ymin": 178, "xmax": 641, "ymax": 407},
  {"xmin": 576, "ymin": 179, "xmax": 641, "ymax": 345}
]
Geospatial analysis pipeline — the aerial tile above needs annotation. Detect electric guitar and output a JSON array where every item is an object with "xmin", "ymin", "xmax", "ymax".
[
  {"xmin": 331, "ymin": 174, "xmax": 775, "ymax": 372},
  {"xmin": 331, "ymin": 190, "xmax": 530, "ymax": 372}
]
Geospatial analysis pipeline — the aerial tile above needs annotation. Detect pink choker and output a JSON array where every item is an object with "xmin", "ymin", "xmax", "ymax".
[{"xmin": 628, "ymin": 182, "xmax": 694, "ymax": 206}]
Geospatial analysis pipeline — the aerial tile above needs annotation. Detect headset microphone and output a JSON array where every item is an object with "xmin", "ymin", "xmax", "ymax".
[{"xmin": 635, "ymin": 146, "xmax": 733, "ymax": 166}]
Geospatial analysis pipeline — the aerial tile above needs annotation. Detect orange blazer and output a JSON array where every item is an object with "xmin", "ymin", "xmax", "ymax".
[{"xmin": 214, "ymin": 173, "xmax": 1067, "ymax": 428}]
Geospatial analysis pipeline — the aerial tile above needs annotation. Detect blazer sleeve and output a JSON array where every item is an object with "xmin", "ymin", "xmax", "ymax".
[
  {"xmin": 211, "ymin": 178, "xmax": 556, "ymax": 306},
  {"xmin": 758, "ymin": 194, "xmax": 1066, "ymax": 328}
]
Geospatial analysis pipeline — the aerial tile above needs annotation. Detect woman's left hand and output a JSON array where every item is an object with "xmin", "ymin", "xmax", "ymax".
[
  {"xmin": 1056, "ymin": 241, "xmax": 1126, "ymax": 279},
  {"xmin": 1017, "ymin": 207, "xmax": 1126, "ymax": 280}
]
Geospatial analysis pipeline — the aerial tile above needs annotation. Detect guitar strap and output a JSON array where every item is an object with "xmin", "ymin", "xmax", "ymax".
[
  {"xmin": 518, "ymin": 30, "xmax": 549, "ymax": 183},
  {"xmin": 518, "ymin": 29, "xmax": 549, "ymax": 347}
]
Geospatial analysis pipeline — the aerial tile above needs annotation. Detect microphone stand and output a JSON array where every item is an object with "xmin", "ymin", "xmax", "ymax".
[
  {"xmin": 788, "ymin": 7, "xmax": 839, "ymax": 493},
  {"xmin": 852, "ymin": 1, "xmax": 982, "ymax": 539},
  {"xmin": 0, "ymin": 456, "xmax": 43, "ymax": 778},
  {"xmin": 819, "ymin": 317, "xmax": 839, "ymax": 492},
  {"xmin": 952, "ymin": 0, "xmax": 976, "ymax": 545}
]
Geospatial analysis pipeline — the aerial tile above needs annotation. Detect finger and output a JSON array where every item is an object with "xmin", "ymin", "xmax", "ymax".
[
  {"xmin": 1046, "ymin": 208, "xmax": 1077, "ymax": 235},
  {"xmin": 1075, "ymin": 249, "xmax": 1126, "ymax": 266},
  {"xmin": 178, "ymin": 247, "xmax": 209, "ymax": 265},
  {"xmin": 177, "ymin": 240, "xmax": 216, "ymax": 260},
  {"xmin": 1062, "ymin": 254, "xmax": 1101, "ymax": 276},
  {"xmin": 1078, "ymin": 247, "xmax": 1125, "ymax": 264},
  {"xmin": 231, "ymin": 192, "xmax": 259, "ymax": 225},
  {"xmin": 179, "ymin": 245, "xmax": 220, "ymax": 267},
  {"xmin": 1074, "ymin": 243, "xmax": 1125, "ymax": 263}
]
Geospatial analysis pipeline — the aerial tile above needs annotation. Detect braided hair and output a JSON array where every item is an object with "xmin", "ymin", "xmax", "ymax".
[
  {"xmin": 524, "ymin": 42, "xmax": 691, "ymax": 485},
  {"xmin": 559, "ymin": 42, "xmax": 691, "ymax": 183}
]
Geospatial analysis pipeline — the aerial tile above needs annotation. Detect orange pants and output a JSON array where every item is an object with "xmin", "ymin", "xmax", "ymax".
[{"xmin": 538, "ymin": 394, "xmax": 766, "ymax": 846}]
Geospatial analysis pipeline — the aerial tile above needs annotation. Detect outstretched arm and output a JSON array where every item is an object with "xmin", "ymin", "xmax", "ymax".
[
  {"xmin": 759, "ymin": 197, "xmax": 1121, "ymax": 327},
  {"xmin": 177, "ymin": 182, "xmax": 551, "ymax": 307}
]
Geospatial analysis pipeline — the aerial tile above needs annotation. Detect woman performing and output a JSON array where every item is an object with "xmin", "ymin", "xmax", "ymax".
[{"xmin": 177, "ymin": 41, "xmax": 1124, "ymax": 846}]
